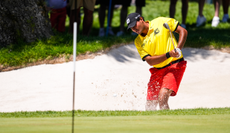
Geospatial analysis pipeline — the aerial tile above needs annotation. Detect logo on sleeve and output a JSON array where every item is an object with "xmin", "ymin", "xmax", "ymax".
[
  {"xmin": 142, "ymin": 40, "xmax": 147, "ymax": 48},
  {"xmin": 154, "ymin": 28, "xmax": 160, "ymax": 35}
]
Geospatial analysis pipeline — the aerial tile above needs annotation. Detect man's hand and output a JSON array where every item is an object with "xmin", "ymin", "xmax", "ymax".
[{"xmin": 169, "ymin": 49, "xmax": 180, "ymax": 58}]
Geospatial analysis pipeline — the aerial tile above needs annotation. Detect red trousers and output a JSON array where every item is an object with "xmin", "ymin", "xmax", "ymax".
[{"xmin": 50, "ymin": 7, "xmax": 67, "ymax": 32}]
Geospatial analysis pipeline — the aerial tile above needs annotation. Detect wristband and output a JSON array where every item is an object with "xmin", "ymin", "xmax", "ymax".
[{"xmin": 166, "ymin": 52, "xmax": 170, "ymax": 58}]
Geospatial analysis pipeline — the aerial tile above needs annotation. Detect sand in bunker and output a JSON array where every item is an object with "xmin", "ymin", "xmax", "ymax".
[{"xmin": 0, "ymin": 44, "xmax": 230, "ymax": 112}]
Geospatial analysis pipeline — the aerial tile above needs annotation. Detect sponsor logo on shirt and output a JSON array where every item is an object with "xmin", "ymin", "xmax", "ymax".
[
  {"xmin": 154, "ymin": 28, "xmax": 159, "ymax": 35},
  {"xmin": 142, "ymin": 41, "xmax": 147, "ymax": 48}
]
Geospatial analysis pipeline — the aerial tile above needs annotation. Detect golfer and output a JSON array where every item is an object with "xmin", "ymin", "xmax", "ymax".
[{"xmin": 127, "ymin": 13, "xmax": 188, "ymax": 110}]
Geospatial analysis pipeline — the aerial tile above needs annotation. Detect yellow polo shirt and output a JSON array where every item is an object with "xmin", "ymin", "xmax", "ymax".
[{"xmin": 134, "ymin": 17, "xmax": 183, "ymax": 68}]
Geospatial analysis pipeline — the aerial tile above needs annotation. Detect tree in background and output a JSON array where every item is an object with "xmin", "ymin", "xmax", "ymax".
[{"xmin": 0, "ymin": 0, "xmax": 53, "ymax": 48}]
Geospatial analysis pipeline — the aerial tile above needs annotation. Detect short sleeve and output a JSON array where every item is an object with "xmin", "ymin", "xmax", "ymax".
[
  {"xmin": 165, "ymin": 18, "xmax": 179, "ymax": 32},
  {"xmin": 134, "ymin": 37, "xmax": 149, "ymax": 61}
]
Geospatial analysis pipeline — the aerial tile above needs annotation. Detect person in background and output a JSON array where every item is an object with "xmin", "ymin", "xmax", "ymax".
[
  {"xmin": 97, "ymin": 0, "xmax": 115, "ymax": 37},
  {"xmin": 46, "ymin": 0, "xmax": 67, "ymax": 32},
  {"xmin": 196, "ymin": 0, "xmax": 229, "ymax": 27},
  {"xmin": 66, "ymin": 0, "xmax": 70, "ymax": 17},
  {"xmin": 69, "ymin": 0, "xmax": 96, "ymax": 36},
  {"xmin": 222, "ymin": 0, "xmax": 229, "ymax": 23},
  {"xmin": 116, "ymin": 0, "xmax": 146, "ymax": 36},
  {"xmin": 169, "ymin": 0, "xmax": 188, "ymax": 29},
  {"xmin": 210, "ymin": 0, "xmax": 221, "ymax": 27},
  {"xmin": 126, "ymin": 13, "xmax": 187, "ymax": 110},
  {"xmin": 196, "ymin": 0, "xmax": 206, "ymax": 27}
]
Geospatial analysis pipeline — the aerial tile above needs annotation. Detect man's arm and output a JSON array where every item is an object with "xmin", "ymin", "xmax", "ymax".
[
  {"xmin": 144, "ymin": 54, "xmax": 167, "ymax": 66},
  {"xmin": 144, "ymin": 25, "xmax": 187, "ymax": 66},
  {"xmin": 175, "ymin": 25, "xmax": 188, "ymax": 49}
]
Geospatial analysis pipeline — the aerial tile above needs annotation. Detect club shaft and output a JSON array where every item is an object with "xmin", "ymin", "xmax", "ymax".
[{"xmin": 169, "ymin": 30, "xmax": 177, "ymax": 52}]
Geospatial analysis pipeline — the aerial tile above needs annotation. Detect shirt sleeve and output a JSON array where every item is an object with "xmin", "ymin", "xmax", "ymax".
[
  {"xmin": 165, "ymin": 18, "xmax": 179, "ymax": 32},
  {"xmin": 134, "ymin": 38, "xmax": 149, "ymax": 61}
]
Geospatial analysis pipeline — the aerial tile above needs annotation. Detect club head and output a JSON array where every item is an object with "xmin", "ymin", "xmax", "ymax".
[{"xmin": 163, "ymin": 23, "xmax": 170, "ymax": 30}]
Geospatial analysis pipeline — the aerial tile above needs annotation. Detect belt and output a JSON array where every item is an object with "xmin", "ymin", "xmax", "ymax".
[{"xmin": 156, "ymin": 58, "xmax": 184, "ymax": 69}]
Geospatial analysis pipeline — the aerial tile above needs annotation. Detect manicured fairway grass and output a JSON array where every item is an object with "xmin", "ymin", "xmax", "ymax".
[
  {"xmin": 1, "ymin": 114, "xmax": 230, "ymax": 133},
  {"xmin": 1, "ymin": 108, "xmax": 230, "ymax": 133}
]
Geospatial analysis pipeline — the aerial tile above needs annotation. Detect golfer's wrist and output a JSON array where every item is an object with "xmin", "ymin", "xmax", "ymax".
[{"xmin": 166, "ymin": 52, "xmax": 170, "ymax": 59}]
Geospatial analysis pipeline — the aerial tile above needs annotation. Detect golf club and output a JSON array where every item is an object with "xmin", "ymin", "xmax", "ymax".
[
  {"xmin": 163, "ymin": 23, "xmax": 177, "ymax": 52},
  {"xmin": 163, "ymin": 23, "xmax": 181, "ymax": 58}
]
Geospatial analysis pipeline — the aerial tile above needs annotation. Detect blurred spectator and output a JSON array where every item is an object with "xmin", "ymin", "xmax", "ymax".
[
  {"xmin": 197, "ymin": 0, "xmax": 229, "ymax": 27},
  {"xmin": 66, "ymin": 0, "xmax": 70, "ymax": 17},
  {"xmin": 69, "ymin": 0, "xmax": 96, "ymax": 36},
  {"xmin": 97, "ymin": 0, "xmax": 115, "ymax": 37},
  {"xmin": 222, "ymin": 0, "xmax": 229, "ymax": 23},
  {"xmin": 116, "ymin": 0, "xmax": 146, "ymax": 36},
  {"xmin": 211, "ymin": 0, "xmax": 221, "ymax": 27},
  {"xmin": 196, "ymin": 0, "xmax": 206, "ymax": 27},
  {"xmin": 169, "ymin": 0, "xmax": 188, "ymax": 29},
  {"xmin": 46, "ymin": 0, "xmax": 67, "ymax": 32}
]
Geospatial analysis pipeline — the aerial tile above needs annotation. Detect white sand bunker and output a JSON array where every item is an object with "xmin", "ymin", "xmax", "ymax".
[{"xmin": 0, "ymin": 44, "xmax": 230, "ymax": 112}]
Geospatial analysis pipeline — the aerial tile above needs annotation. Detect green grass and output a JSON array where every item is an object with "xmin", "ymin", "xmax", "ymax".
[
  {"xmin": 1, "ymin": 115, "xmax": 230, "ymax": 133},
  {"xmin": 0, "ymin": 108, "xmax": 230, "ymax": 133},
  {"xmin": 0, "ymin": 1, "xmax": 230, "ymax": 69},
  {"xmin": 1, "ymin": 108, "xmax": 230, "ymax": 118}
]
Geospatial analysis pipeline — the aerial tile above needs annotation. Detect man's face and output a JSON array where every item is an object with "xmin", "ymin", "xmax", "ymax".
[{"xmin": 131, "ymin": 19, "xmax": 144, "ymax": 34}]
